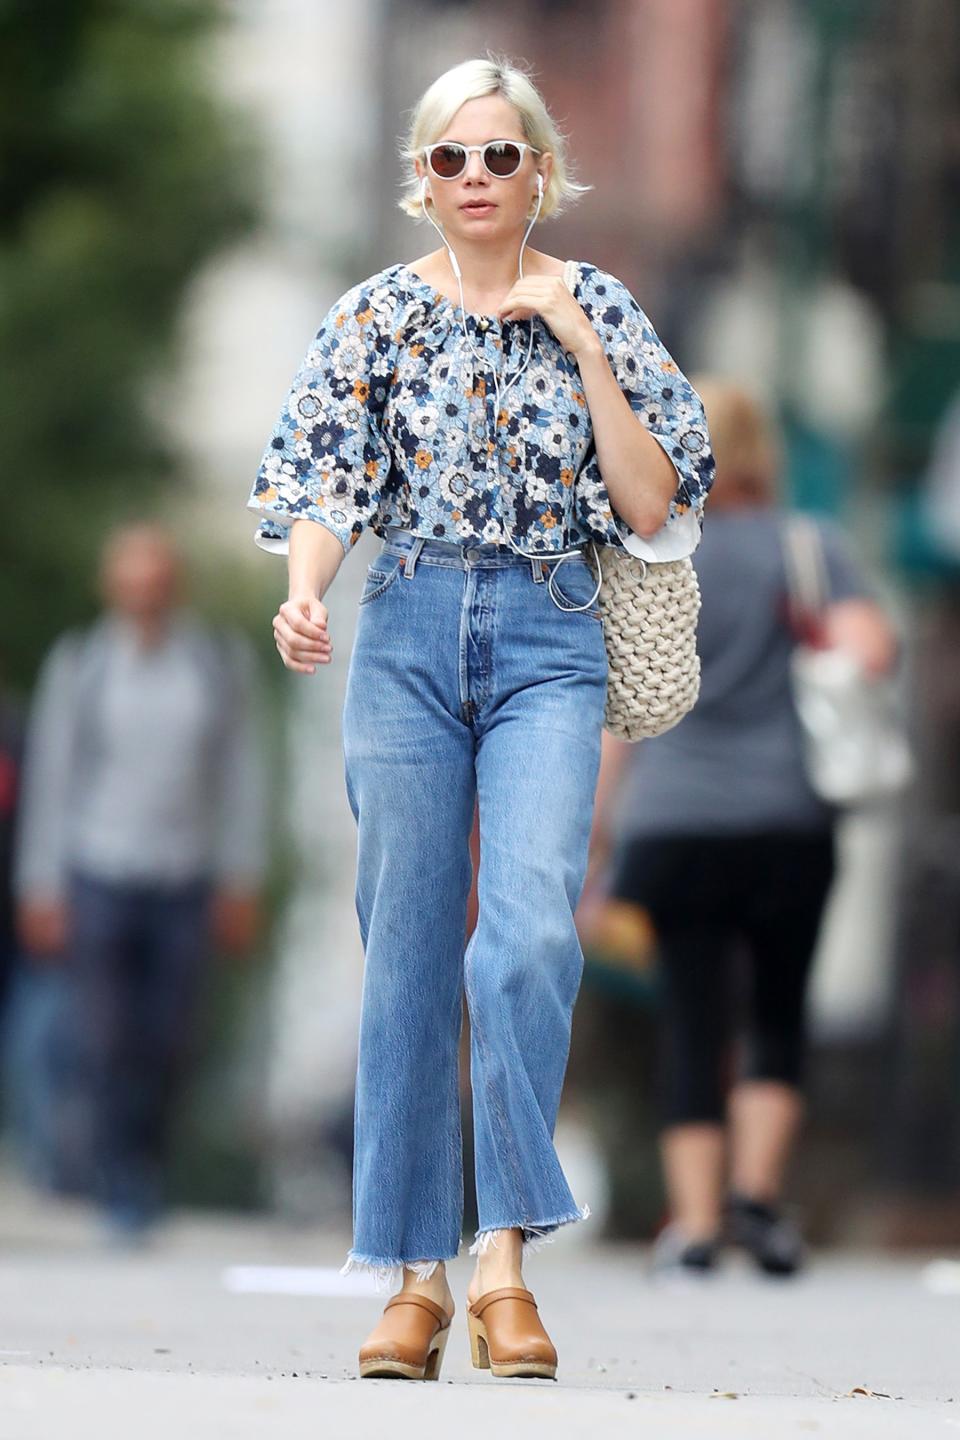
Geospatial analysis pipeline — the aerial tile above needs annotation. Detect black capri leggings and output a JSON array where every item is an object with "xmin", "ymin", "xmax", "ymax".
[{"xmin": 609, "ymin": 829, "xmax": 836, "ymax": 1128}]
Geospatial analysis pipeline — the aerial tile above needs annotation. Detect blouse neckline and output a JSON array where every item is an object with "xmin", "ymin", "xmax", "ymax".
[{"xmin": 391, "ymin": 260, "xmax": 583, "ymax": 328}]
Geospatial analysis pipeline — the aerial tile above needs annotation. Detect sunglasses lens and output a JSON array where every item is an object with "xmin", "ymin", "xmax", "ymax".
[
  {"xmin": 484, "ymin": 142, "xmax": 522, "ymax": 176},
  {"xmin": 429, "ymin": 144, "xmax": 466, "ymax": 179}
]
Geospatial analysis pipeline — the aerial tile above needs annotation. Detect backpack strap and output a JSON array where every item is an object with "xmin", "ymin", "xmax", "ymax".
[
  {"xmin": 68, "ymin": 621, "xmax": 113, "ymax": 776},
  {"xmin": 69, "ymin": 616, "xmax": 239, "ymax": 771}
]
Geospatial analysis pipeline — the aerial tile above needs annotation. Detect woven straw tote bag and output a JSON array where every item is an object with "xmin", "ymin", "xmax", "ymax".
[{"xmin": 563, "ymin": 260, "xmax": 702, "ymax": 741}]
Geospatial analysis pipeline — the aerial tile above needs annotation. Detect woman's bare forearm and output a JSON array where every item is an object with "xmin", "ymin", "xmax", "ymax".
[{"xmin": 288, "ymin": 519, "xmax": 347, "ymax": 600}]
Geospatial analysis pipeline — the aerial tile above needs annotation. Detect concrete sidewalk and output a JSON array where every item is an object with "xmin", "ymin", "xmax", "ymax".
[{"xmin": 0, "ymin": 1174, "xmax": 957, "ymax": 1437}]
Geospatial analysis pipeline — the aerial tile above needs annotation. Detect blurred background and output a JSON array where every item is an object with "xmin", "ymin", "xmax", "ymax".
[{"xmin": 2, "ymin": 0, "xmax": 959, "ymax": 1257}]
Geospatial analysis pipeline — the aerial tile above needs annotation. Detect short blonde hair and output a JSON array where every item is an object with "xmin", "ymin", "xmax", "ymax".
[
  {"xmin": 688, "ymin": 375, "xmax": 782, "ymax": 509},
  {"xmin": 397, "ymin": 53, "xmax": 590, "ymax": 221}
]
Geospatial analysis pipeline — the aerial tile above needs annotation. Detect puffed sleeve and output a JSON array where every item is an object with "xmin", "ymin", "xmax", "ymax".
[
  {"xmin": 246, "ymin": 274, "xmax": 399, "ymax": 556},
  {"xmin": 574, "ymin": 267, "xmax": 715, "ymax": 562}
]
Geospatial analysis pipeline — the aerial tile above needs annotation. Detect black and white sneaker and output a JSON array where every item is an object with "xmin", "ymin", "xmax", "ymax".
[
  {"xmin": 725, "ymin": 1192, "xmax": 806, "ymax": 1276},
  {"xmin": 649, "ymin": 1221, "xmax": 722, "ymax": 1280}
]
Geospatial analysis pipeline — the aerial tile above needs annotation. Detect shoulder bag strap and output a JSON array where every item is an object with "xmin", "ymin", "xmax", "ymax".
[{"xmin": 783, "ymin": 514, "xmax": 831, "ymax": 641}]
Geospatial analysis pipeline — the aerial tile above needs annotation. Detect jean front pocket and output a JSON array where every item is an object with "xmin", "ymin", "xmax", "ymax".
[
  {"xmin": 547, "ymin": 555, "xmax": 603, "ymax": 621},
  {"xmin": 359, "ymin": 552, "xmax": 404, "ymax": 606}
]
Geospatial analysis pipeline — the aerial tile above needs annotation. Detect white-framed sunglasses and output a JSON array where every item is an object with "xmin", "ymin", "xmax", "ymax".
[{"xmin": 421, "ymin": 139, "xmax": 542, "ymax": 180}]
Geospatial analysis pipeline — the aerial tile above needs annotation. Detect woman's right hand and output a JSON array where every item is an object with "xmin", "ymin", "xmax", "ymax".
[
  {"xmin": 17, "ymin": 898, "xmax": 69, "ymax": 960},
  {"xmin": 273, "ymin": 593, "xmax": 333, "ymax": 673},
  {"xmin": 822, "ymin": 599, "xmax": 899, "ymax": 680}
]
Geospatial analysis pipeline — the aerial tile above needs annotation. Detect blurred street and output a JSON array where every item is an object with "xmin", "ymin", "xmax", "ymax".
[{"xmin": 0, "ymin": 1166, "xmax": 956, "ymax": 1438}]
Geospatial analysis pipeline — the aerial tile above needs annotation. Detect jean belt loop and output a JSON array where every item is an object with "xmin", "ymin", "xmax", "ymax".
[
  {"xmin": 531, "ymin": 556, "xmax": 546, "ymax": 585},
  {"xmin": 402, "ymin": 535, "xmax": 426, "ymax": 579}
]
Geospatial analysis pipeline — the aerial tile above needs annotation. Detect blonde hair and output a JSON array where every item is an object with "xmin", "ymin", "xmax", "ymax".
[
  {"xmin": 689, "ymin": 375, "xmax": 782, "ymax": 509},
  {"xmin": 397, "ymin": 54, "xmax": 590, "ymax": 221}
]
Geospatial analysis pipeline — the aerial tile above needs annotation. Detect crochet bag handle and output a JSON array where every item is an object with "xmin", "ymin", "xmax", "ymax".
[{"xmin": 556, "ymin": 256, "xmax": 701, "ymax": 741}]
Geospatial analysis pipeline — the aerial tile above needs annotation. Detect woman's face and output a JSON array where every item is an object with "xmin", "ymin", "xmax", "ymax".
[{"xmin": 414, "ymin": 95, "xmax": 552, "ymax": 249}]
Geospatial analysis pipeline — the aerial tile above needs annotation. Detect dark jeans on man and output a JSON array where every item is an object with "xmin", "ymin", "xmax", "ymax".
[{"xmin": 66, "ymin": 867, "xmax": 213, "ymax": 1228}]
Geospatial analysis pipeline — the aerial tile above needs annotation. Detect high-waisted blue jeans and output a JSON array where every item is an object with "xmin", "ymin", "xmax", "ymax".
[{"xmin": 338, "ymin": 526, "xmax": 608, "ymax": 1289}]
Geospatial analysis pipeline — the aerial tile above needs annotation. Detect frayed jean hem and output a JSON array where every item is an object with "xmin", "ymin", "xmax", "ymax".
[
  {"xmin": 339, "ymin": 1246, "xmax": 462, "ymax": 1294},
  {"xmin": 468, "ymin": 1201, "xmax": 592, "ymax": 1257}
]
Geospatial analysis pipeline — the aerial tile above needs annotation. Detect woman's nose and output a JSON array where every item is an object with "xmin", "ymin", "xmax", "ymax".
[{"xmin": 464, "ymin": 151, "xmax": 488, "ymax": 182}]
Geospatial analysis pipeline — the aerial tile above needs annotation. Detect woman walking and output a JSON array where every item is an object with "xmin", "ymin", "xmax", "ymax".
[
  {"xmin": 596, "ymin": 379, "xmax": 898, "ymax": 1279},
  {"xmin": 246, "ymin": 55, "xmax": 713, "ymax": 1380}
]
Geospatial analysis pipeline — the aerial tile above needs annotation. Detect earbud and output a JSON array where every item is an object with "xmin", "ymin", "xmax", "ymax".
[
  {"xmin": 420, "ymin": 175, "xmax": 429, "ymax": 200},
  {"xmin": 537, "ymin": 172, "xmax": 543, "ymax": 198}
]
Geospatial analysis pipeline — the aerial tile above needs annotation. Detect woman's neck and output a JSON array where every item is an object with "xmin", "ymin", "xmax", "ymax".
[
  {"xmin": 445, "ymin": 238, "xmax": 529, "ymax": 290},
  {"xmin": 413, "ymin": 243, "xmax": 561, "ymax": 306}
]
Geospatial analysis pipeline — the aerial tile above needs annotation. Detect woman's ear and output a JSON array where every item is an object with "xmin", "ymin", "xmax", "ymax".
[
  {"xmin": 538, "ymin": 152, "xmax": 554, "ymax": 202},
  {"xmin": 415, "ymin": 162, "xmax": 431, "ymax": 206}
]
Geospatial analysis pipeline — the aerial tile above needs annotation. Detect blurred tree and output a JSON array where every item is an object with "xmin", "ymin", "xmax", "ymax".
[{"xmin": 0, "ymin": 0, "xmax": 259, "ymax": 688}]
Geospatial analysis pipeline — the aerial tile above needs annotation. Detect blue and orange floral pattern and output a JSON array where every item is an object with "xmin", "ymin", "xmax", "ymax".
[{"xmin": 246, "ymin": 261, "xmax": 714, "ymax": 559}]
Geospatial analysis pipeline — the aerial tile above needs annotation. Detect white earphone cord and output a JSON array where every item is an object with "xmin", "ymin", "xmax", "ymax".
[{"xmin": 418, "ymin": 172, "xmax": 602, "ymax": 612}]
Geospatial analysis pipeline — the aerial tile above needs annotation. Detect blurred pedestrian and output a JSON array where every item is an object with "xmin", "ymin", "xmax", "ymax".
[
  {"xmin": 246, "ymin": 55, "xmax": 713, "ymax": 1380},
  {"xmin": 0, "ymin": 663, "xmax": 72, "ymax": 1191},
  {"xmin": 12, "ymin": 521, "xmax": 267, "ymax": 1241},
  {"xmin": 594, "ymin": 379, "xmax": 899, "ymax": 1278},
  {"xmin": 0, "ymin": 670, "xmax": 24, "ymax": 1023},
  {"xmin": 0, "ymin": 669, "xmax": 26, "ymax": 1107}
]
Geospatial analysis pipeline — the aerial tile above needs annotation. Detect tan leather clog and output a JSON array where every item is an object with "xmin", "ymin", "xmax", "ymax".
[
  {"xmin": 466, "ymin": 1285, "xmax": 558, "ymax": 1379},
  {"xmin": 358, "ymin": 1291, "xmax": 453, "ymax": 1380}
]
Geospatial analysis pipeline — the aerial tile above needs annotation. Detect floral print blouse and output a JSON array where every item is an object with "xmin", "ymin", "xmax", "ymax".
[{"xmin": 246, "ymin": 260, "xmax": 714, "ymax": 562}]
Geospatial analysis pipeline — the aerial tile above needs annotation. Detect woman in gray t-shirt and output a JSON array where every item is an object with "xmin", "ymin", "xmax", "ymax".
[{"xmin": 596, "ymin": 379, "xmax": 898, "ymax": 1277}]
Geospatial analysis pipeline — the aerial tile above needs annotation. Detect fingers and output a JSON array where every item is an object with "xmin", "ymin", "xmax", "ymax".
[
  {"xmin": 503, "ymin": 275, "xmax": 567, "ymax": 293},
  {"xmin": 499, "ymin": 276, "xmax": 567, "ymax": 305},
  {"xmin": 498, "ymin": 276, "xmax": 576, "ymax": 323},
  {"xmin": 273, "ymin": 598, "xmax": 333, "ymax": 673}
]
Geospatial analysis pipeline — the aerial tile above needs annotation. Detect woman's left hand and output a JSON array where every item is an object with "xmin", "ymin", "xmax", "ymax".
[
  {"xmin": 210, "ymin": 888, "xmax": 261, "ymax": 956},
  {"xmin": 497, "ymin": 276, "xmax": 598, "ymax": 358}
]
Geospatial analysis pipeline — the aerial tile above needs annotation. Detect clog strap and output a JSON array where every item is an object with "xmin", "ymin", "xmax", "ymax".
[
  {"xmin": 468, "ymin": 1286, "xmax": 538, "ymax": 1319},
  {"xmin": 384, "ymin": 1292, "xmax": 451, "ymax": 1327}
]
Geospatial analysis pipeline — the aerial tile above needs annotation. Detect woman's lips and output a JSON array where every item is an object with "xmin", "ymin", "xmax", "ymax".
[{"xmin": 461, "ymin": 201, "xmax": 496, "ymax": 214}]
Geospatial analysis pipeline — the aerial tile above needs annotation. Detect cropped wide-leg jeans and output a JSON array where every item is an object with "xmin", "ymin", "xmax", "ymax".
[{"xmin": 338, "ymin": 525, "xmax": 608, "ymax": 1290}]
